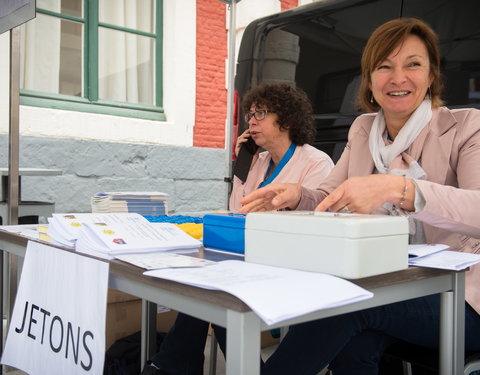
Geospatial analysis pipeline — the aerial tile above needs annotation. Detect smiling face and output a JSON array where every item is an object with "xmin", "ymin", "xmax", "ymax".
[{"xmin": 370, "ymin": 34, "xmax": 432, "ymax": 130}]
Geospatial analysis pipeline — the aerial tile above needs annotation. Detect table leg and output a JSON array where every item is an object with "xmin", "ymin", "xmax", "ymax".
[
  {"xmin": 439, "ymin": 271, "xmax": 465, "ymax": 375},
  {"xmin": 141, "ymin": 300, "xmax": 157, "ymax": 369},
  {"xmin": 0, "ymin": 249, "xmax": 3, "ymax": 360},
  {"xmin": 226, "ymin": 310, "xmax": 261, "ymax": 375}
]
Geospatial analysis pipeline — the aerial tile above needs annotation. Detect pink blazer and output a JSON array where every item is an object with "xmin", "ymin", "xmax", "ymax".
[
  {"xmin": 298, "ymin": 106, "xmax": 480, "ymax": 314},
  {"xmin": 229, "ymin": 144, "xmax": 333, "ymax": 211}
]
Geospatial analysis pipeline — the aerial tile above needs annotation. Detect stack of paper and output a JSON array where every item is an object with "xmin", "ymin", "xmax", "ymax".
[
  {"xmin": 408, "ymin": 244, "xmax": 480, "ymax": 270},
  {"xmin": 91, "ymin": 192, "xmax": 168, "ymax": 216},
  {"xmin": 48, "ymin": 213, "xmax": 105, "ymax": 248},
  {"xmin": 145, "ymin": 260, "xmax": 373, "ymax": 325},
  {"xmin": 48, "ymin": 213, "xmax": 201, "ymax": 259},
  {"xmin": 115, "ymin": 253, "xmax": 215, "ymax": 270}
]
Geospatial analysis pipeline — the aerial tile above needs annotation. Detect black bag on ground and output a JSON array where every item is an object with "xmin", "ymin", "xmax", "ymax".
[{"xmin": 104, "ymin": 331, "xmax": 165, "ymax": 375}]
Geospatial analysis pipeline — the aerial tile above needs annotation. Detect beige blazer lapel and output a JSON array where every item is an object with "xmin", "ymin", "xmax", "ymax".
[
  {"xmin": 417, "ymin": 108, "xmax": 457, "ymax": 184},
  {"xmin": 348, "ymin": 120, "xmax": 375, "ymax": 177}
]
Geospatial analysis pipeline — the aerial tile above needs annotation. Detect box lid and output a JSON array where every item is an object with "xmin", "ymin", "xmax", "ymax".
[
  {"xmin": 203, "ymin": 213, "xmax": 246, "ymax": 229},
  {"xmin": 245, "ymin": 211, "xmax": 408, "ymax": 238}
]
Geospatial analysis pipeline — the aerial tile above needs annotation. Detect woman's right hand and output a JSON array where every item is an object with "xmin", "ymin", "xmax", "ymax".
[
  {"xmin": 235, "ymin": 129, "xmax": 253, "ymax": 157},
  {"xmin": 238, "ymin": 183, "xmax": 302, "ymax": 212}
]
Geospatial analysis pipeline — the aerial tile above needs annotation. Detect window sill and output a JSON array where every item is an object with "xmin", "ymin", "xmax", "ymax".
[{"xmin": 20, "ymin": 93, "xmax": 166, "ymax": 122}]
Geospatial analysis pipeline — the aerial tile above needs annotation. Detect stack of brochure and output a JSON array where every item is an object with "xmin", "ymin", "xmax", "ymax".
[
  {"xmin": 48, "ymin": 213, "xmax": 201, "ymax": 259},
  {"xmin": 91, "ymin": 192, "xmax": 168, "ymax": 216},
  {"xmin": 48, "ymin": 213, "xmax": 99, "ymax": 248}
]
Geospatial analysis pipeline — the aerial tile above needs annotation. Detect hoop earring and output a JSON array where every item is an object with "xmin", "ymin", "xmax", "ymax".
[{"xmin": 370, "ymin": 94, "xmax": 374, "ymax": 104}]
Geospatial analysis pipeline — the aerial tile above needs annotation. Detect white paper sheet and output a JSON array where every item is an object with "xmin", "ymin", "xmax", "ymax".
[
  {"xmin": 408, "ymin": 244, "xmax": 480, "ymax": 270},
  {"xmin": 144, "ymin": 260, "xmax": 373, "ymax": 325},
  {"xmin": 74, "ymin": 217, "xmax": 201, "ymax": 259},
  {"xmin": 408, "ymin": 244, "xmax": 450, "ymax": 258},
  {"xmin": 48, "ymin": 212, "xmax": 148, "ymax": 248},
  {"xmin": 409, "ymin": 249, "xmax": 480, "ymax": 270},
  {"xmin": 0, "ymin": 225, "xmax": 40, "ymax": 239},
  {"xmin": 115, "ymin": 253, "xmax": 215, "ymax": 270}
]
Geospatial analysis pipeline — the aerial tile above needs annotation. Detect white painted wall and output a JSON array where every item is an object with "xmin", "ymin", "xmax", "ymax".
[
  {"xmin": 0, "ymin": 33, "xmax": 9, "ymax": 134},
  {"xmin": 0, "ymin": 0, "xmax": 197, "ymax": 147},
  {"xmin": 229, "ymin": 0, "xmax": 324, "ymax": 74},
  {"xmin": 227, "ymin": 0, "xmax": 280, "ymax": 60},
  {"xmin": 299, "ymin": 0, "xmax": 322, "ymax": 5},
  {"xmin": 0, "ymin": 1, "xmax": 325, "ymax": 146}
]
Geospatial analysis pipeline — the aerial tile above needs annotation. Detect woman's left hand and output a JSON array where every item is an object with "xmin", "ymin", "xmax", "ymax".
[{"xmin": 315, "ymin": 175, "xmax": 405, "ymax": 213}]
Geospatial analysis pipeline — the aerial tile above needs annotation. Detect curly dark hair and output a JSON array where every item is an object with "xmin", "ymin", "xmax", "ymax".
[{"xmin": 241, "ymin": 82, "xmax": 316, "ymax": 145}]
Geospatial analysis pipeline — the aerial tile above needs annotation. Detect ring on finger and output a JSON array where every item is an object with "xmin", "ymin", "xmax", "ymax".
[{"xmin": 342, "ymin": 206, "xmax": 350, "ymax": 213}]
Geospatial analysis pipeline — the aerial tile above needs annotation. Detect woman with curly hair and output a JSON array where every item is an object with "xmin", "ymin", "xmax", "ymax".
[
  {"xmin": 141, "ymin": 82, "xmax": 334, "ymax": 375},
  {"xmin": 230, "ymin": 82, "xmax": 334, "ymax": 210}
]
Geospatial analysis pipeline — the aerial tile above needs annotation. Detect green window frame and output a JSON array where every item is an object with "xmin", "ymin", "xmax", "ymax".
[{"xmin": 20, "ymin": 0, "xmax": 165, "ymax": 121}]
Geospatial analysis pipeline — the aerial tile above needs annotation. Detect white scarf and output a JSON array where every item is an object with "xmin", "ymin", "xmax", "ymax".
[
  {"xmin": 369, "ymin": 99, "xmax": 432, "ymax": 174},
  {"xmin": 368, "ymin": 100, "xmax": 433, "ymax": 241}
]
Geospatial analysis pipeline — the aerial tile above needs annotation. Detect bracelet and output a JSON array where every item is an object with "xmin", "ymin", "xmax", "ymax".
[{"xmin": 399, "ymin": 175, "xmax": 408, "ymax": 208}]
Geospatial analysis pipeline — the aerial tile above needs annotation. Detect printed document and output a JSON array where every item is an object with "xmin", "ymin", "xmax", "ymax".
[
  {"xmin": 0, "ymin": 225, "xmax": 40, "ymax": 240},
  {"xmin": 116, "ymin": 253, "xmax": 214, "ymax": 270},
  {"xmin": 145, "ymin": 260, "xmax": 373, "ymax": 325},
  {"xmin": 48, "ymin": 212, "xmax": 147, "ymax": 248},
  {"xmin": 47, "ymin": 213, "xmax": 201, "ymax": 259},
  {"xmin": 408, "ymin": 244, "xmax": 480, "ymax": 270},
  {"xmin": 76, "ymin": 220, "xmax": 201, "ymax": 259}
]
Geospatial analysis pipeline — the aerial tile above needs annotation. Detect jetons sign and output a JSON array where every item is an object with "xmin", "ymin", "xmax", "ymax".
[{"xmin": 1, "ymin": 241, "xmax": 109, "ymax": 374}]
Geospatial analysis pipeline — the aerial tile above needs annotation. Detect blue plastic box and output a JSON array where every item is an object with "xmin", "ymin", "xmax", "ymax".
[{"xmin": 203, "ymin": 213, "xmax": 246, "ymax": 254}]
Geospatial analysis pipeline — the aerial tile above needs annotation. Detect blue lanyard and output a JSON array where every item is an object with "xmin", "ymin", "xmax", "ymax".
[{"xmin": 259, "ymin": 142, "xmax": 296, "ymax": 188}]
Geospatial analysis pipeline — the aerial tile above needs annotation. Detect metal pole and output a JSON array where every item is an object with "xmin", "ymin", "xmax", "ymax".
[
  {"xmin": 8, "ymin": 27, "xmax": 20, "ymax": 226},
  {"xmin": 224, "ymin": 0, "xmax": 239, "ymax": 209},
  {"xmin": 5, "ymin": 28, "xmax": 21, "ymax": 359}
]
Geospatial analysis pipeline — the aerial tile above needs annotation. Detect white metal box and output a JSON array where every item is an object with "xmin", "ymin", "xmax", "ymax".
[{"xmin": 245, "ymin": 211, "xmax": 409, "ymax": 279}]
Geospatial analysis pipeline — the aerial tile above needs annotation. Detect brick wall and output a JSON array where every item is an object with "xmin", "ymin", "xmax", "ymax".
[
  {"xmin": 193, "ymin": 0, "xmax": 228, "ymax": 148},
  {"xmin": 281, "ymin": 0, "xmax": 299, "ymax": 10},
  {"xmin": 193, "ymin": 0, "xmax": 299, "ymax": 149}
]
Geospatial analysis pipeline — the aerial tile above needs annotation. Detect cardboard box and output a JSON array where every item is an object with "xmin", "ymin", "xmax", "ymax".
[
  {"xmin": 261, "ymin": 331, "xmax": 280, "ymax": 348},
  {"xmin": 106, "ymin": 300, "xmax": 142, "ymax": 349},
  {"xmin": 107, "ymin": 288, "xmax": 139, "ymax": 304},
  {"xmin": 105, "ymin": 299, "xmax": 277, "ymax": 350},
  {"xmin": 105, "ymin": 299, "xmax": 178, "ymax": 349},
  {"xmin": 157, "ymin": 309, "xmax": 179, "ymax": 333}
]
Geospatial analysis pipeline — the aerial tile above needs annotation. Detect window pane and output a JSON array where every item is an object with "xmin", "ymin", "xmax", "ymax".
[
  {"xmin": 37, "ymin": 0, "xmax": 83, "ymax": 17},
  {"xmin": 470, "ymin": 77, "xmax": 480, "ymax": 104},
  {"xmin": 20, "ymin": 13, "xmax": 83, "ymax": 97},
  {"xmin": 99, "ymin": 0, "xmax": 155, "ymax": 34},
  {"xmin": 98, "ymin": 28, "xmax": 155, "ymax": 105}
]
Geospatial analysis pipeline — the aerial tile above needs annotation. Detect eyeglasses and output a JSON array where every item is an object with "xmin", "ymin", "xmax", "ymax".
[{"xmin": 244, "ymin": 109, "xmax": 274, "ymax": 122}]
